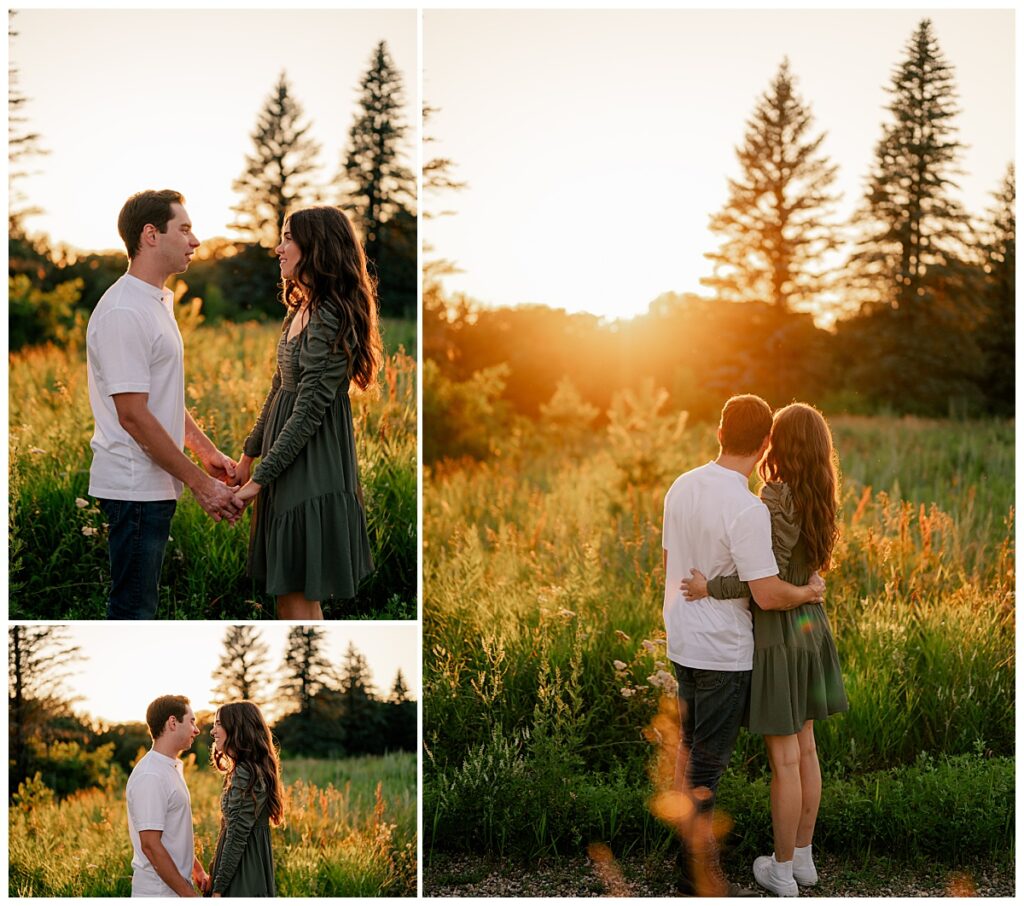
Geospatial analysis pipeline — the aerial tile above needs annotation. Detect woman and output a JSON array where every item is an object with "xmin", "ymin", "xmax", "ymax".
[
  {"xmin": 234, "ymin": 206, "xmax": 383, "ymax": 619},
  {"xmin": 681, "ymin": 402, "xmax": 848, "ymax": 896},
  {"xmin": 208, "ymin": 701, "xmax": 284, "ymax": 897}
]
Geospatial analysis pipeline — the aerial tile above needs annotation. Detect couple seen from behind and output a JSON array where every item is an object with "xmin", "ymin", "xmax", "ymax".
[
  {"xmin": 663, "ymin": 393, "xmax": 849, "ymax": 897},
  {"xmin": 86, "ymin": 190, "xmax": 383, "ymax": 619},
  {"xmin": 126, "ymin": 696, "xmax": 282, "ymax": 897}
]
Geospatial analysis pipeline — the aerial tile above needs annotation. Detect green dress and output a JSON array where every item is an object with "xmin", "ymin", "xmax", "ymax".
[
  {"xmin": 707, "ymin": 481, "xmax": 848, "ymax": 736},
  {"xmin": 244, "ymin": 305, "xmax": 373, "ymax": 601},
  {"xmin": 209, "ymin": 764, "xmax": 276, "ymax": 897}
]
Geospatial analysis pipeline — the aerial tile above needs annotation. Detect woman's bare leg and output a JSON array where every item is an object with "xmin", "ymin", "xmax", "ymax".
[
  {"xmin": 276, "ymin": 592, "xmax": 323, "ymax": 620},
  {"xmin": 795, "ymin": 720, "xmax": 821, "ymax": 847},
  {"xmin": 764, "ymin": 732, "xmax": 802, "ymax": 862}
]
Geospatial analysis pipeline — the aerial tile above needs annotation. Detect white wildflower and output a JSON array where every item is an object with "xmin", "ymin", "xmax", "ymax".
[
  {"xmin": 642, "ymin": 639, "xmax": 656, "ymax": 653},
  {"xmin": 29, "ymin": 447, "xmax": 47, "ymax": 455},
  {"xmin": 647, "ymin": 670, "xmax": 679, "ymax": 694},
  {"xmin": 75, "ymin": 498, "xmax": 89, "ymax": 509},
  {"xmin": 613, "ymin": 660, "xmax": 628, "ymax": 672},
  {"xmin": 81, "ymin": 526, "xmax": 98, "ymax": 537}
]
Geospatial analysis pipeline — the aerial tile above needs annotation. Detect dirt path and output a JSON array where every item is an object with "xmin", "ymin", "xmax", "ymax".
[{"xmin": 425, "ymin": 851, "xmax": 1014, "ymax": 898}]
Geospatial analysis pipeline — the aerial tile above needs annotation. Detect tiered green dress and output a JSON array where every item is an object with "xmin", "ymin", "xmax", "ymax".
[
  {"xmin": 209, "ymin": 764, "xmax": 275, "ymax": 896},
  {"xmin": 244, "ymin": 305, "xmax": 373, "ymax": 601},
  {"xmin": 707, "ymin": 481, "xmax": 848, "ymax": 736}
]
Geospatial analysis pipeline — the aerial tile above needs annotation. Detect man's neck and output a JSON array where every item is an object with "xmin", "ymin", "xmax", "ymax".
[
  {"xmin": 715, "ymin": 452, "xmax": 758, "ymax": 479},
  {"xmin": 151, "ymin": 737, "xmax": 181, "ymax": 759},
  {"xmin": 127, "ymin": 259, "xmax": 171, "ymax": 290}
]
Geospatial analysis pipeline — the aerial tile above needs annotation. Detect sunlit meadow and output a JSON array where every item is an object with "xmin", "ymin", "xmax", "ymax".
[
  {"xmin": 9, "ymin": 753, "xmax": 417, "ymax": 897},
  {"xmin": 423, "ymin": 402, "xmax": 1014, "ymax": 866},
  {"xmin": 9, "ymin": 297, "xmax": 416, "ymax": 619}
]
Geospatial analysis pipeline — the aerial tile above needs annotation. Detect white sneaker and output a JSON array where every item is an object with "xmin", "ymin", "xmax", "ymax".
[
  {"xmin": 792, "ymin": 844, "xmax": 818, "ymax": 887},
  {"xmin": 753, "ymin": 854, "xmax": 799, "ymax": 897}
]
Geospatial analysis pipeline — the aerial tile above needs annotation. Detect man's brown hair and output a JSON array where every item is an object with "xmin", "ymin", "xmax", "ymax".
[
  {"xmin": 719, "ymin": 394, "xmax": 773, "ymax": 455},
  {"xmin": 117, "ymin": 189, "xmax": 184, "ymax": 259},
  {"xmin": 146, "ymin": 694, "xmax": 190, "ymax": 740}
]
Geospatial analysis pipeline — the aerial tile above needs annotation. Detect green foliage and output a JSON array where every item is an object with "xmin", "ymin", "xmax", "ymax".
[
  {"xmin": 8, "ymin": 755, "xmax": 416, "ymax": 897},
  {"xmin": 424, "ymin": 416, "xmax": 1014, "ymax": 860},
  {"xmin": 8, "ymin": 275, "xmax": 84, "ymax": 349},
  {"xmin": 9, "ymin": 320, "xmax": 416, "ymax": 618}
]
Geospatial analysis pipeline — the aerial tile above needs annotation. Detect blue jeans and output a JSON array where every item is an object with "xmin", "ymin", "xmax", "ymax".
[
  {"xmin": 98, "ymin": 498, "xmax": 176, "ymax": 620},
  {"xmin": 672, "ymin": 662, "xmax": 751, "ymax": 811}
]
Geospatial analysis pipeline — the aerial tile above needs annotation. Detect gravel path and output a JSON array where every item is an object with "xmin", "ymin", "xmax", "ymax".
[{"xmin": 425, "ymin": 851, "xmax": 1014, "ymax": 898}]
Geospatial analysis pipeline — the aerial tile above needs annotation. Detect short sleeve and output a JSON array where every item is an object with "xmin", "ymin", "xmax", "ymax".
[
  {"xmin": 127, "ymin": 773, "xmax": 167, "ymax": 832},
  {"xmin": 90, "ymin": 309, "xmax": 154, "ymax": 396},
  {"xmin": 728, "ymin": 502, "xmax": 779, "ymax": 582}
]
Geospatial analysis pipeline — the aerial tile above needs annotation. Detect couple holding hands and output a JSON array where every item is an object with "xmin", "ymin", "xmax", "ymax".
[
  {"xmin": 86, "ymin": 190, "xmax": 382, "ymax": 619},
  {"xmin": 126, "ymin": 696, "xmax": 282, "ymax": 897}
]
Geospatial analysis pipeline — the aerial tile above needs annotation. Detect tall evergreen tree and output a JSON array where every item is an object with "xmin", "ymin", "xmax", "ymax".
[
  {"xmin": 336, "ymin": 642, "xmax": 384, "ymax": 754},
  {"xmin": 211, "ymin": 626, "xmax": 271, "ymax": 706},
  {"xmin": 231, "ymin": 72, "xmax": 321, "ymax": 248},
  {"xmin": 978, "ymin": 164, "xmax": 1015, "ymax": 415},
  {"xmin": 846, "ymin": 19, "xmax": 969, "ymax": 311},
  {"xmin": 8, "ymin": 12, "xmax": 48, "ymax": 236},
  {"xmin": 278, "ymin": 626, "xmax": 331, "ymax": 718},
  {"xmin": 9, "ymin": 626, "xmax": 82, "ymax": 790},
  {"xmin": 339, "ymin": 41, "xmax": 415, "ymax": 317},
  {"xmin": 837, "ymin": 19, "xmax": 983, "ymax": 414},
  {"xmin": 702, "ymin": 59, "xmax": 839, "ymax": 313},
  {"xmin": 388, "ymin": 669, "xmax": 409, "ymax": 704}
]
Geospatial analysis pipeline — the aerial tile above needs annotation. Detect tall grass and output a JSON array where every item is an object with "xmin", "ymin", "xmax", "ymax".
[
  {"xmin": 423, "ymin": 416, "xmax": 1014, "ymax": 859},
  {"xmin": 8, "ymin": 754, "xmax": 416, "ymax": 897},
  {"xmin": 9, "ymin": 317, "xmax": 416, "ymax": 618}
]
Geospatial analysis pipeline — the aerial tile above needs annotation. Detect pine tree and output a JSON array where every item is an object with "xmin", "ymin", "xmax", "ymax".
[
  {"xmin": 846, "ymin": 19, "xmax": 969, "ymax": 311},
  {"xmin": 339, "ymin": 41, "xmax": 415, "ymax": 316},
  {"xmin": 231, "ymin": 72, "xmax": 321, "ymax": 248},
  {"xmin": 336, "ymin": 642, "xmax": 384, "ymax": 755},
  {"xmin": 837, "ymin": 19, "xmax": 983, "ymax": 414},
  {"xmin": 211, "ymin": 626, "xmax": 270, "ymax": 706},
  {"xmin": 978, "ymin": 164, "xmax": 1015, "ymax": 415},
  {"xmin": 8, "ymin": 12, "xmax": 48, "ymax": 236},
  {"xmin": 9, "ymin": 626, "xmax": 82, "ymax": 790},
  {"xmin": 389, "ymin": 669, "xmax": 410, "ymax": 704},
  {"xmin": 702, "ymin": 58, "xmax": 839, "ymax": 313},
  {"xmin": 277, "ymin": 626, "xmax": 331, "ymax": 718}
]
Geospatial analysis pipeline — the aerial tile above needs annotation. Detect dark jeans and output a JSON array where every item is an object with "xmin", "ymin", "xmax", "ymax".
[
  {"xmin": 672, "ymin": 661, "xmax": 751, "ymax": 811},
  {"xmin": 98, "ymin": 498, "xmax": 176, "ymax": 620}
]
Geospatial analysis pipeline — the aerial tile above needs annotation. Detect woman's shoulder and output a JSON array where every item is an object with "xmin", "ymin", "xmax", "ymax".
[{"xmin": 760, "ymin": 481, "xmax": 798, "ymax": 519}]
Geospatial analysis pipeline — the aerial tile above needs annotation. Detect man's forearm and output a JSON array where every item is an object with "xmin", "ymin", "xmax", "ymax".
[
  {"xmin": 184, "ymin": 409, "xmax": 215, "ymax": 458},
  {"xmin": 120, "ymin": 407, "xmax": 206, "ymax": 491},
  {"xmin": 140, "ymin": 840, "xmax": 195, "ymax": 897},
  {"xmin": 748, "ymin": 575, "xmax": 818, "ymax": 612}
]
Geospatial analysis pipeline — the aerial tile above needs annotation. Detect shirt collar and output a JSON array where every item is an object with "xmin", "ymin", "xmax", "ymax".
[
  {"xmin": 707, "ymin": 460, "xmax": 750, "ymax": 486},
  {"xmin": 123, "ymin": 272, "xmax": 174, "ymax": 304},
  {"xmin": 148, "ymin": 748, "xmax": 181, "ymax": 767}
]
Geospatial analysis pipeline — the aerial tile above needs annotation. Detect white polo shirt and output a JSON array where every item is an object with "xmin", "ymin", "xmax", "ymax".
[
  {"xmin": 662, "ymin": 461, "xmax": 779, "ymax": 671},
  {"xmin": 87, "ymin": 273, "xmax": 185, "ymax": 501},
  {"xmin": 125, "ymin": 749, "xmax": 194, "ymax": 897}
]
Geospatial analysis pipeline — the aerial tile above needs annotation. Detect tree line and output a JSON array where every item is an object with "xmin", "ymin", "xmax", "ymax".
[
  {"xmin": 8, "ymin": 29, "xmax": 415, "ymax": 349},
  {"xmin": 424, "ymin": 19, "xmax": 1013, "ymax": 453},
  {"xmin": 8, "ymin": 625, "xmax": 415, "ymax": 801}
]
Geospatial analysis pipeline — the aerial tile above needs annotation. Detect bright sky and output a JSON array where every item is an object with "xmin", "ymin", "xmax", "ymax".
[
  {"xmin": 424, "ymin": 9, "xmax": 1014, "ymax": 321},
  {"xmin": 56, "ymin": 623, "xmax": 420, "ymax": 725},
  {"xmin": 10, "ymin": 8, "xmax": 416, "ymax": 252}
]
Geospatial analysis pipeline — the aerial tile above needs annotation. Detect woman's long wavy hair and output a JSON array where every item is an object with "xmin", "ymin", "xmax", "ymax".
[
  {"xmin": 758, "ymin": 402, "xmax": 841, "ymax": 571},
  {"xmin": 280, "ymin": 206, "xmax": 383, "ymax": 392},
  {"xmin": 211, "ymin": 702, "xmax": 284, "ymax": 826}
]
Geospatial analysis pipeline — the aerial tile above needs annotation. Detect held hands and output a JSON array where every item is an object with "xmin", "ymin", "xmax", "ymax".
[
  {"xmin": 234, "ymin": 479, "xmax": 262, "ymax": 509},
  {"xmin": 234, "ymin": 453, "xmax": 254, "ymax": 488},
  {"xmin": 680, "ymin": 568, "xmax": 708, "ymax": 601},
  {"xmin": 200, "ymin": 447, "xmax": 239, "ymax": 487},
  {"xmin": 192, "ymin": 863, "xmax": 210, "ymax": 896},
  {"xmin": 192, "ymin": 475, "xmax": 245, "ymax": 524}
]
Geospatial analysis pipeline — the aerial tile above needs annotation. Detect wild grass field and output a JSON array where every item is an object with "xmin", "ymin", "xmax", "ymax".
[
  {"xmin": 423, "ymin": 414, "xmax": 1015, "ymax": 874},
  {"xmin": 9, "ymin": 315, "xmax": 417, "ymax": 619},
  {"xmin": 9, "ymin": 753, "xmax": 417, "ymax": 897}
]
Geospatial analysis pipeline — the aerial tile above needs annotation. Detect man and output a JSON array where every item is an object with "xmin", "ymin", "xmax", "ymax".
[
  {"xmin": 126, "ymin": 695, "xmax": 209, "ymax": 897},
  {"xmin": 662, "ymin": 394, "xmax": 824, "ymax": 893},
  {"xmin": 87, "ymin": 190, "xmax": 243, "ymax": 618}
]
